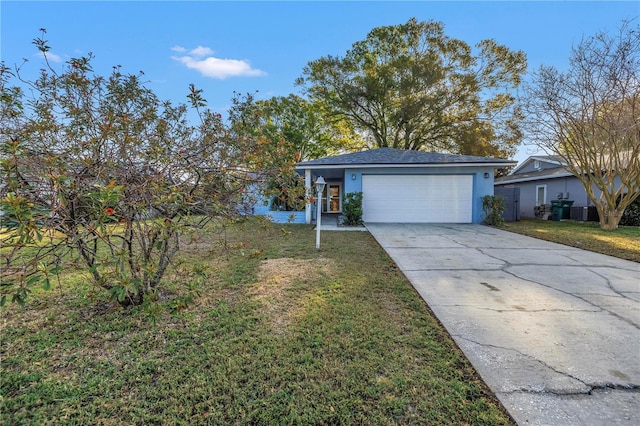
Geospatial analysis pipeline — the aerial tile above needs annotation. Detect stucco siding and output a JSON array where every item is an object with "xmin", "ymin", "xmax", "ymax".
[
  {"xmin": 497, "ymin": 177, "xmax": 591, "ymax": 218},
  {"xmin": 342, "ymin": 166, "xmax": 495, "ymax": 223},
  {"xmin": 253, "ymin": 192, "xmax": 306, "ymax": 224}
]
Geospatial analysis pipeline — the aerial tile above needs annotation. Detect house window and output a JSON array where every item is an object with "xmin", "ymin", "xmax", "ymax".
[{"xmin": 536, "ymin": 185, "xmax": 546, "ymax": 206}]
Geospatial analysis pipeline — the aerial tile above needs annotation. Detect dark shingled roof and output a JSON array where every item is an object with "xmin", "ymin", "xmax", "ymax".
[{"xmin": 297, "ymin": 148, "xmax": 514, "ymax": 167}]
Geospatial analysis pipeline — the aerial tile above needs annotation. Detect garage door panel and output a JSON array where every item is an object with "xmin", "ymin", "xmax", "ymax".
[{"xmin": 362, "ymin": 175, "xmax": 472, "ymax": 223}]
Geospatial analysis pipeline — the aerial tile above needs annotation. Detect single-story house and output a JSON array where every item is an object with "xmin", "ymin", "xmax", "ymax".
[
  {"xmin": 295, "ymin": 148, "xmax": 516, "ymax": 224},
  {"xmin": 494, "ymin": 155, "xmax": 624, "ymax": 220},
  {"xmin": 252, "ymin": 190, "xmax": 307, "ymax": 224}
]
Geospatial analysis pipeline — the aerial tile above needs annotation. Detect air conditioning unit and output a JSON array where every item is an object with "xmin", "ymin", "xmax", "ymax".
[{"xmin": 570, "ymin": 206, "xmax": 598, "ymax": 221}]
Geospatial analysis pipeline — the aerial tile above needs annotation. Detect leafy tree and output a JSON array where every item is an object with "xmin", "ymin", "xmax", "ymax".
[
  {"xmin": 242, "ymin": 94, "xmax": 362, "ymax": 161},
  {"xmin": 227, "ymin": 93, "xmax": 363, "ymax": 211},
  {"xmin": 226, "ymin": 92, "xmax": 306, "ymax": 212},
  {"xmin": 523, "ymin": 21, "xmax": 639, "ymax": 230},
  {"xmin": 0, "ymin": 32, "xmax": 270, "ymax": 307},
  {"xmin": 297, "ymin": 18, "xmax": 527, "ymax": 158}
]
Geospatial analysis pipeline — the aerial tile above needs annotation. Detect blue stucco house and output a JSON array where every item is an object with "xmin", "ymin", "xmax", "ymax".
[
  {"xmin": 252, "ymin": 193, "xmax": 307, "ymax": 224},
  {"xmin": 295, "ymin": 148, "xmax": 516, "ymax": 224}
]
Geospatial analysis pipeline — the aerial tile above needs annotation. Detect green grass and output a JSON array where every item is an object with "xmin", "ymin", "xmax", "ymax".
[
  {"xmin": 1, "ymin": 219, "xmax": 514, "ymax": 425},
  {"xmin": 502, "ymin": 219, "xmax": 640, "ymax": 262}
]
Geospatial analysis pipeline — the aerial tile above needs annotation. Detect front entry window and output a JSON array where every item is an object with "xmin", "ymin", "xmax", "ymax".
[{"xmin": 322, "ymin": 184, "xmax": 342, "ymax": 213}]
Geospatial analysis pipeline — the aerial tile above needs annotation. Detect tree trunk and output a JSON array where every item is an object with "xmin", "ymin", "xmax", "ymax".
[
  {"xmin": 120, "ymin": 290, "xmax": 144, "ymax": 307},
  {"xmin": 599, "ymin": 207, "xmax": 623, "ymax": 231}
]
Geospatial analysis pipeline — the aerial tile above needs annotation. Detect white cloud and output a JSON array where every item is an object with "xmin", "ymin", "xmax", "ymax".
[
  {"xmin": 171, "ymin": 45, "xmax": 187, "ymax": 53},
  {"xmin": 171, "ymin": 45, "xmax": 265, "ymax": 80},
  {"xmin": 189, "ymin": 46, "xmax": 214, "ymax": 57},
  {"xmin": 35, "ymin": 51, "xmax": 62, "ymax": 63}
]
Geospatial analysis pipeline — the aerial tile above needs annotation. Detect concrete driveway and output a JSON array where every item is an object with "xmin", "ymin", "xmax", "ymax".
[{"xmin": 366, "ymin": 223, "xmax": 640, "ymax": 426}]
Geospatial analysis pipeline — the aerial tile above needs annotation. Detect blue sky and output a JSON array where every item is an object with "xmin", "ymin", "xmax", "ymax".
[{"xmin": 2, "ymin": 1, "xmax": 638, "ymax": 163}]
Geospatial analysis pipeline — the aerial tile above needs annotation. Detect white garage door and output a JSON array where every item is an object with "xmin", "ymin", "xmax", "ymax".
[{"xmin": 362, "ymin": 175, "xmax": 473, "ymax": 223}]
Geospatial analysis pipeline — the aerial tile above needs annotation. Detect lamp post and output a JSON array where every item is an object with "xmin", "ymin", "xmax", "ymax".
[{"xmin": 315, "ymin": 176, "xmax": 326, "ymax": 249}]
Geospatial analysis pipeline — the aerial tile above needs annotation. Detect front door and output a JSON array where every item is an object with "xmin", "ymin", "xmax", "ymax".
[{"xmin": 322, "ymin": 183, "xmax": 341, "ymax": 213}]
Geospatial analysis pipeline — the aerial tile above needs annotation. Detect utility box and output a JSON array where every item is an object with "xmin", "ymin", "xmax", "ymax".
[{"xmin": 570, "ymin": 206, "xmax": 599, "ymax": 222}]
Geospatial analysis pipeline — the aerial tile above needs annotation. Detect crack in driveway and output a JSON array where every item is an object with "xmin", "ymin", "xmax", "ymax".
[
  {"xmin": 499, "ymin": 266, "xmax": 640, "ymax": 330},
  {"xmin": 366, "ymin": 223, "xmax": 640, "ymax": 425},
  {"xmin": 454, "ymin": 335, "xmax": 640, "ymax": 396},
  {"xmin": 464, "ymin": 245, "xmax": 640, "ymax": 329}
]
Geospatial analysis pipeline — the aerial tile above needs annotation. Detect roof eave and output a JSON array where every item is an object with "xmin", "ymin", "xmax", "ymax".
[
  {"xmin": 296, "ymin": 162, "xmax": 516, "ymax": 170},
  {"xmin": 495, "ymin": 172, "xmax": 574, "ymax": 185}
]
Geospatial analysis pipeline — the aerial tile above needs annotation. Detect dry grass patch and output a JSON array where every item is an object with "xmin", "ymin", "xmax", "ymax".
[{"xmin": 250, "ymin": 258, "xmax": 333, "ymax": 334}]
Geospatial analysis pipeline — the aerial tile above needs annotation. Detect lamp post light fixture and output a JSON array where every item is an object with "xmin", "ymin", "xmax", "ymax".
[{"xmin": 315, "ymin": 176, "xmax": 326, "ymax": 249}]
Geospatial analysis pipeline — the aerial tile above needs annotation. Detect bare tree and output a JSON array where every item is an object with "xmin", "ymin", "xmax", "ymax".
[{"xmin": 524, "ymin": 21, "xmax": 639, "ymax": 230}]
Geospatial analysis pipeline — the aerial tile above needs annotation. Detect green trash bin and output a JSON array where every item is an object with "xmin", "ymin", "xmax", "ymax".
[
  {"xmin": 560, "ymin": 200, "xmax": 574, "ymax": 219},
  {"xmin": 551, "ymin": 200, "xmax": 562, "ymax": 221}
]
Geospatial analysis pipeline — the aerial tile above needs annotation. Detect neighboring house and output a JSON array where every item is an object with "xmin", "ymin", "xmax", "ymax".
[
  {"xmin": 494, "ymin": 155, "xmax": 623, "ymax": 220},
  {"xmin": 295, "ymin": 148, "xmax": 516, "ymax": 224}
]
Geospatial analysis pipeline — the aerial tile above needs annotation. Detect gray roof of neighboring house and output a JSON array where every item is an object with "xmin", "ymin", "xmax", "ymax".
[
  {"xmin": 296, "ymin": 148, "xmax": 515, "ymax": 167},
  {"xmin": 509, "ymin": 155, "xmax": 568, "ymax": 175},
  {"xmin": 530, "ymin": 155, "xmax": 566, "ymax": 164},
  {"xmin": 495, "ymin": 166, "xmax": 574, "ymax": 185}
]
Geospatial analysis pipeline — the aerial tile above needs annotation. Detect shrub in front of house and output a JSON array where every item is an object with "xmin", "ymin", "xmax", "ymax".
[
  {"xmin": 620, "ymin": 195, "xmax": 640, "ymax": 226},
  {"xmin": 342, "ymin": 192, "xmax": 363, "ymax": 226},
  {"xmin": 482, "ymin": 195, "xmax": 506, "ymax": 227}
]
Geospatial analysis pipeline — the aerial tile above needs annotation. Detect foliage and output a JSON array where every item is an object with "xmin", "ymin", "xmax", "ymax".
[
  {"xmin": 228, "ymin": 93, "xmax": 364, "ymax": 211},
  {"xmin": 1, "ymin": 220, "xmax": 513, "ymax": 425},
  {"xmin": 523, "ymin": 20, "xmax": 640, "ymax": 230},
  {"xmin": 298, "ymin": 18, "xmax": 527, "ymax": 158},
  {"xmin": 234, "ymin": 94, "xmax": 363, "ymax": 162},
  {"xmin": 227, "ymin": 92, "xmax": 313, "ymax": 213},
  {"xmin": 494, "ymin": 165, "xmax": 514, "ymax": 178},
  {"xmin": 267, "ymin": 173, "xmax": 307, "ymax": 212},
  {"xmin": 0, "ymin": 31, "xmax": 279, "ymax": 307},
  {"xmin": 341, "ymin": 192, "xmax": 363, "ymax": 226},
  {"xmin": 620, "ymin": 194, "xmax": 640, "ymax": 226},
  {"xmin": 482, "ymin": 195, "xmax": 506, "ymax": 227}
]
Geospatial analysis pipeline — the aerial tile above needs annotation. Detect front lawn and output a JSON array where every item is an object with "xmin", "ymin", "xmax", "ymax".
[
  {"xmin": 1, "ymin": 219, "xmax": 513, "ymax": 425},
  {"xmin": 502, "ymin": 219, "xmax": 640, "ymax": 262}
]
